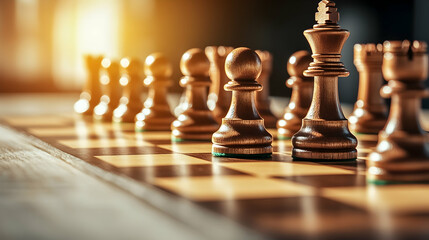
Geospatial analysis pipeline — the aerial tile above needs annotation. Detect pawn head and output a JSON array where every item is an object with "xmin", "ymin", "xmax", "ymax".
[
  {"xmin": 144, "ymin": 53, "xmax": 172, "ymax": 78},
  {"xmin": 180, "ymin": 48, "xmax": 210, "ymax": 77},
  {"xmin": 225, "ymin": 47, "xmax": 262, "ymax": 80},
  {"xmin": 287, "ymin": 50, "xmax": 312, "ymax": 78}
]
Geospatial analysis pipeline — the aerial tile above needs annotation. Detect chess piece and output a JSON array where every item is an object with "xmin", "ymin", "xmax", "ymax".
[
  {"xmin": 171, "ymin": 48, "xmax": 219, "ymax": 141},
  {"xmin": 292, "ymin": 0, "xmax": 357, "ymax": 160},
  {"xmin": 113, "ymin": 58, "xmax": 143, "ymax": 123},
  {"xmin": 367, "ymin": 40, "xmax": 429, "ymax": 183},
  {"xmin": 277, "ymin": 50, "xmax": 313, "ymax": 139},
  {"xmin": 74, "ymin": 55, "xmax": 103, "ymax": 116},
  {"xmin": 212, "ymin": 47, "xmax": 273, "ymax": 157},
  {"xmin": 135, "ymin": 53, "xmax": 175, "ymax": 131},
  {"xmin": 349, "ymin": 44, "xmax": 387, "ymax": 134},
  {"xmin": 93, "ymin": 58, "xmax": 122, "ymax": 121},
  {"xmin": 255, "ymin": 50, "xmax": 278, "ymax": 128},
  {"xmin": 205, "ymin": 46, "xmax": 234, "ymax": 123},
  {"xmin": 173, "ymin": 92, "xmax": 187, "ymax": 117}
]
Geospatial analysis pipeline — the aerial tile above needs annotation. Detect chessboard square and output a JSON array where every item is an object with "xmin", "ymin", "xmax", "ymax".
[
  {"xmin": 155, "ymin": 176, "xmax": 314, "ymax": 201},
  {"xmin": 123, "ymin": 131, "xmax": 172, "ymax": 140},
  {"xmin": 95, "ymin": 154, "xmax": 210, "ymax": 167},
  {"xmin": 158, "ymin": 143, "xmax": 212, "ymax": 153},
  {"xmin": 2, "ymin": 116, "xmax": 70, "ymax": 126},
  {"xmin": 322, "ymin": 184, "xmax": 429, "ymax": 213},
  {"xmin": 219, "ymin": 161, "xmax": 354, "ymax": 178},
  {"xmin": 28, "ymin": 127, "xmax": 80, "ymax": 137},
  {"xmin": 58, "ymin": 138, "xmax": 153, "ymax": 148}
]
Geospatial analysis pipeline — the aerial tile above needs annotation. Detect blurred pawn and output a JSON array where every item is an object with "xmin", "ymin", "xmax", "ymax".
[
  {"xmin": 74, "ymin": 55, "xmax": 103, "ymax": 117},
  {"xmin": 93, "ymin": 58, "xmax": 121, "ymax": 121},
  {"xmin": 135, "ymin": 53, "xmax": 175, "ymax": 131},
  {"xmin": 171, "ymin": 48, "xmax": 219, "ymax": 141},
  {"xmin": 277, "ymin": 50, "xmax": 313, "ymax": 139},
  {"xmin": 113, "ymin": 58, "xmax": 143, "ymax": 123}
]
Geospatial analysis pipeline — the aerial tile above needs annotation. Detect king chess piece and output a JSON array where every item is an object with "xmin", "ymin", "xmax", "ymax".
[
  {"xmin": 277, "ymin": 50, "xmax": 313, "ymax": 139},
  {"xmin": 135, "ymin": 53, "xmax": 175, "ymax": 131},
  {"xmin": 349, "ymin": 44, "xmax": 387, "ymax": 134},
  {"xmin": 292, "ymin": 0, "xmax": 357, "ymax": 160},
  {"xmin": 212, "ymin": 47, "xmax": 272, "ymax": 158},
  {"xmin": 74, "ymin": 55, "xmax": 103, "ymax": 117},
  {"xmin": 171, "ymin": 48, "xmax": 219, "ymax": 141},
  {"xmin": 367, "ymin": 40, "xmax": 429, "ymax": 184},
  {"xmin": 255, "ymin": 50, "xmax": 278, "ymax": 128}
]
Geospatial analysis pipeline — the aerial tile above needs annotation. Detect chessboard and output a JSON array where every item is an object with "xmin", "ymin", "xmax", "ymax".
[{"xmin": 2, "ymin": 113, "xmax": 429, "ymax": 240}]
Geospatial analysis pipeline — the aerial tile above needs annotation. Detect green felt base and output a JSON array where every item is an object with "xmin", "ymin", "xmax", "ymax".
[
  {"xmin": 352, "ymin": 131, "xmax": 378, "ymax": 135},
  {"xmin": 212, "ymin": 152, "xmax": 272, "ymax": 159},
  {"xmin": 277, "ymin": 135, "xmax": 292, "ymax": 140},
  {"xmin": 367, "ymin": 179, "xmax": 429, "ymax": 185},
  {"xmin": 292, "ymin": 156, "xmax": 357, "ymax": 162}
]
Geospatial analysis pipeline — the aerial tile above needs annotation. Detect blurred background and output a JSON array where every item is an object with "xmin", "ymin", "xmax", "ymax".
[{"xmin": 0, "ymin": 0, "xmax": 428, "ymax": 106}]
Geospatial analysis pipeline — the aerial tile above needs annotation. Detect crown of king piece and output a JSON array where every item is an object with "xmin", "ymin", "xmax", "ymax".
[{"xmin": 315, "ymin": 0, "xmax": 339, "ymax": 24}]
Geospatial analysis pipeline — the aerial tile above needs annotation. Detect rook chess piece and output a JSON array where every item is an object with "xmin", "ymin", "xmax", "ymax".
[
  {"xmin": 368, "ymin": 40, "xmax": 429, "ymax": 183},
  {"xmin": 277, "ymin": 50, "xmax": 313, "ymax": 139},
  {"xmin": 93, "ymin": 58, "xmax": 121, "ymax": 121},
  {"xmin": 212, "ymin": 47, "xmax": 273, "ymax": 157},
  {"xmin": 292, "ymin": 0, "xmax": 357, "ymax": 160},
  {"xmin": 135, "ymin": 53, "xmax": 175, "ymax": 131},
  {"xmin": 255, "ymin": 50, "xmax": 278, "ymax": 128},
  {"xmin": 349, "ymin": 44, "xmax": 387, "ymax": 134},
  {"xmin": 171, "ymin": 48, "xmax": 219, "ymax": 141},
  {"xmin": 113, "ymin": 58, "xmax": 143, "ymax": 123},
  {"xmin": 74, "ymin": 55, "xmax": 103, "ymax": 116},
  {"xmin": 205, "ymin": 46, "xmax": 234, "ymax": 123}
]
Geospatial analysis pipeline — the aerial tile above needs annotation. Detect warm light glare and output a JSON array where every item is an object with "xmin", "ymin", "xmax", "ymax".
[{"xmin": 121, "ymin": 58, "xmax": 130, "ymax": 68}]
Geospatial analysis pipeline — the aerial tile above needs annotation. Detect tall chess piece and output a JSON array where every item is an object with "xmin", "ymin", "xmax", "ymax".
[
  {"xmin": 93, "ymin": 58, "xmax": 121, "ymax": 121},
  {"xmin": 368, "ymin": 40, "xmax": 429, "ymax": 184},
  {"xmin": 255, "ymin": 50, "xmax": 278, "ymax": 128},
  {"xmin": 135, "ymin": 53, "xmax": 175, "ymax": 131},
  {"xmin": 349, "ymin": 44, "xmax": 387, "ymax": 134},
  {"xmin": 74, "ymin": 55, "xmax": 103, "ymax": 116},
  {"xmin": 277, "ymin": 50, "xmax": 313, "ymax": 139},
  {"xmin": 171, "ymin": 48, "xmax": 219, "ymax": 141},
  {"xmin": 292, "ymin": 0, "xmax": 357, "ymax": 160},
  {"xmin": 113, "ymin": 58, "xmax": 143, "ymax": 123},
  {"xmin": 212, "ymin": 47, "xmax": 273, "ymax": 157},
  {"xmin": 205, "ymin": 46, "xmax": 234, "ymax": 123}
]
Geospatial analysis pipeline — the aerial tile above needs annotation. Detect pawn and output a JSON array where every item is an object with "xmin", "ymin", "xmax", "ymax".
[
  {"xmin": 277, "ymin": 50, "xmax": 313, "ymax": 139},
  {"xmin": 171, "ymin": 48, "xmax": 219, "ymax": 141},
  {"xmin": 367, "ymin": 40, "xmax": 429, "ymax": 184},
  {"xmin": 113, "ymin": 58, "xmax": 143, "ymax": 123},
  {"xmin": 135, "ymin": 53, "xmax": 175, "ymax": 131},
  {"xmin": 74, "ymin": 55, "xmax": 103, "ymax": 116},
  {"xmin": 93, "ymin": 58, "xmax": 121, "ymax": 121},
  {"xmin": 349, "ymin": 44, "xmax": 387, "ymax": 134},
  {"xmin": 212, "ymin": 47, "xmax": 272, "ymax": 157},
  {"xmin": 255, "ymin": 50, "xmax": 278, "ymax": 128}
]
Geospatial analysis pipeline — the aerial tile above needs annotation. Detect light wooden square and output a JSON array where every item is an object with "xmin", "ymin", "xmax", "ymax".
[
  {"xmin": 2, "ymin": 116, "xmax": 70, "ymax": 126},
  {"xmin": 58, "ymin": 138, "xmax": 153, "ymax": 148},
  {"xmin": 95, "ymin": 154, "xmax": 210, "ymax": 167},
  {"xmin": 219, "ymin": 161, "xmax": 354, "ymax": 178},
  {"xmin": 155, "ymin": 175, "xmax": 314, "ymax": 201}
]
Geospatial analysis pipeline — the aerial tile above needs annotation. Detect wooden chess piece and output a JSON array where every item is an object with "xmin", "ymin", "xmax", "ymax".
[
  {"xmin": 93, "ymin": 58, "xmax": 122, "ymax": 121},
  {"xmin": 367, "ymin": 40, "xmax": 429, "ymax": 183},
  {"xmin": 171, "ymin": 48, "xmax": 219, "ymax": 141},
  {"xmin": 212, "ymin": 47, "xmax": 273, "ymax": 157},
  {"xmin": 255, "ymin": 50, "xmax": 278, "ymax": 128},
  {"xmin": 74, "ymin": 55, "xmax": 103, "ymax": 116},
  {"xmin": 349, "ymin": 44, "xmax": 387, "ymax": 134},
  {"xmin": 135, "ymin": 53, "xmax": 175, "ymax": 131},
  {"xmin": 113, "ymin": 58, "xmax": 143, "ymax": 123},
  {"xmin": 292, "ymin": 0, "xmax": 357, "ymax": 160},
  {"xmin": 277, "ymin": 50, "xmax": 313, "ymax": 139},
  {"xmin": 205, "ymin": 46, "xmax": 234, "ymax": 123}
]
